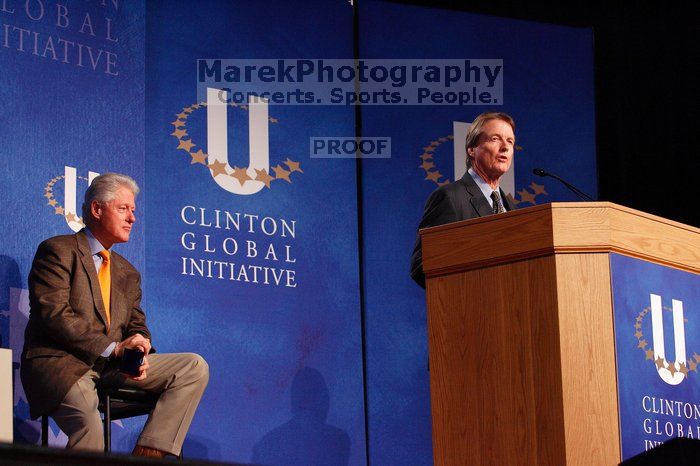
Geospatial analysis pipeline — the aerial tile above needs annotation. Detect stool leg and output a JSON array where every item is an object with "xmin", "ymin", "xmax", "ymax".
[
  {"xmin": 41, "ymin": 416, "xmax": 48, "ymax": 446},
  {"xmin": 102, "ymin": 394, "xmax": 111, "ymax": 453}
]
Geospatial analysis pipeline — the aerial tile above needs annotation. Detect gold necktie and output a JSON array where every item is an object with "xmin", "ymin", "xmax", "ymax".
[{"xmin": 97, "ymin": 250, "xmax": 111, "ymax": 327}]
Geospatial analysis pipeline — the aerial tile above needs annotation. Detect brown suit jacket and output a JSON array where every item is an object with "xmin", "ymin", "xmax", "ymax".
[{"xmin": 20, "ymin": 229, "xmax": 150, "ymax": 419}]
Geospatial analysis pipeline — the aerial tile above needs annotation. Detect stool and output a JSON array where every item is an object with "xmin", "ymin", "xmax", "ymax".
[{"xmin": 41, "ymin": 385, "xmax": 159, "ymax": 453}]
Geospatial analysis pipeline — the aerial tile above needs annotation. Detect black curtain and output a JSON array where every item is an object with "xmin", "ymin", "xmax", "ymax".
[{"xmin": 388, "ymin": 1, "xmax": 697, "ymax": 226}]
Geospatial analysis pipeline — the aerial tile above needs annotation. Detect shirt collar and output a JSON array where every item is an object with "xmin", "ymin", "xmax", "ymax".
[
  {"xmin": 85, "ymin": 228, "xmax": 109, "ymax": 256},
  {"xmin": 468, "ymin": 167, "xmax": 499, "ymax": 202}
]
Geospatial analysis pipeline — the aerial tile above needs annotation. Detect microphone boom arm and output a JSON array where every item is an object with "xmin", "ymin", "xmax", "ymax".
[{"xmin": 533, "ymin": 168, "xmax": 595, "ymax": 202}]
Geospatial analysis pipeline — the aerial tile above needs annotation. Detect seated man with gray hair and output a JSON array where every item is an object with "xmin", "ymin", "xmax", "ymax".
[{"xmin": 21, "ymin": 172, "xmax": 209, "ymax": 458}]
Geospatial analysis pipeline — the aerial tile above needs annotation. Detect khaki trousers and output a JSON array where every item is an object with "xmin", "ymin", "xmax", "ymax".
[{"xmin": 51, "ymin": 353, "xmax": 209, "ymax": 456}]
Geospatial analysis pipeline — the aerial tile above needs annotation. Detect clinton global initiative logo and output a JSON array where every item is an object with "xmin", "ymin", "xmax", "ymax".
[
  {"xmin": 170, "ymin": 88, "xmax": 303, "ymax": 196},
  {"xmin": 635, "ymin": 294, "xmax": 696, "ymax": 385},
  {"xmin": 417, "ymin": 121, "xmax": 548, "ymax": 206},
  {"xmin": 43, "ymin": 166, "xmax": 99, "ymax": 232}
]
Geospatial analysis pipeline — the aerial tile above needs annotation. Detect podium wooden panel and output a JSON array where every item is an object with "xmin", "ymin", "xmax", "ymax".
[{"xmin": 420, "ymin": 202, "xmax": 700, "ymax": 466}]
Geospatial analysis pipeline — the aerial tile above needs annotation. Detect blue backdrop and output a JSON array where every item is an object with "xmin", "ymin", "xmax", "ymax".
[
  {"xmin": 358, "ymin": 2, "xmax": 595, "ymax": 464},
  {"xmin": 0, "ymin": 0, "xmax": 145, "ymax": 447},
  {"xmin": 1, "ymin": 0, "xmax": 596, "ymax": 464},
  {"xmin": 611, "ymin": 254, "xmax": 700, "ymax": 460},
  {"xmin": 144, "ymin": 1, "xmax": 364, "ymax": 463}
]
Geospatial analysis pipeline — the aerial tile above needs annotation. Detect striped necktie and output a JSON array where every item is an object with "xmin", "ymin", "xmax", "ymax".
[
  {"xmin": 97, "ymin": 250, "xmax": 111, "ymax": 327},
  {"xmin": 491, "ymin": 190, "xmax": 505, "ymax": 214}
]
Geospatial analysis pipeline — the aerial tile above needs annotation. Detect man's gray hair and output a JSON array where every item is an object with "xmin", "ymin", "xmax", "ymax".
[{"xmin": 81, "ymin": 173, "xmax": 139, "ymax": 223}]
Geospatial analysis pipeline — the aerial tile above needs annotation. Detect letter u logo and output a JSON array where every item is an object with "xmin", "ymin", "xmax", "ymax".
[
  {"xmin": 650, "ymin": 293, "xmax": 687, "ymax": 385},
  {"xmin": 63, "ymin": 166, "xmax": 99, "ymax": 232},
  {"xmin": 206, "ymin": 88, "xmax": 269, "ymax": 195}
]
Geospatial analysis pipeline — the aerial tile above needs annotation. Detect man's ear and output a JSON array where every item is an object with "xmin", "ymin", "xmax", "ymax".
[{"xmin": 90, "ymin": 200, "xmax": 102, "ymax": 220}]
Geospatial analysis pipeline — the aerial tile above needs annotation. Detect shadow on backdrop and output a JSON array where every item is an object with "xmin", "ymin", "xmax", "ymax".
[{"xmin": 251, "ymin": 367, "xmax": 350, "ymax": 466}]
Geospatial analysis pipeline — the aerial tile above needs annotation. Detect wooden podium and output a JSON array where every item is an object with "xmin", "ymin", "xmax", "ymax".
[{"xmin": 420, "ymin": 202, "xmax": 700, "ymax": 466}]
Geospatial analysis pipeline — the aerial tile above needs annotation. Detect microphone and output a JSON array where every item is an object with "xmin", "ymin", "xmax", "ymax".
[{"xmin": 533, "ymin": 168, "xmax": 595, "ymax": 201}]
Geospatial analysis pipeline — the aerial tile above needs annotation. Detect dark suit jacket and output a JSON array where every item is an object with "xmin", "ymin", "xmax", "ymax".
[
  {"xmin": 20, "ymin": 229, "xmax": 150, "ymax": 418},
  {"xmin": 410, "ymin": 172, "xmax": 516, "ymax": 288}
]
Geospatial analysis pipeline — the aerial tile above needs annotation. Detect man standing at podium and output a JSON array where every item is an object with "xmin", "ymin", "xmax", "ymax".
[
  {"xmin": 410, "ymin": 112, "xmax": 517, "ymax": 287},
  {"xmin": 21, "ymin": 173, "xmax": 208, "ymax": 458}
]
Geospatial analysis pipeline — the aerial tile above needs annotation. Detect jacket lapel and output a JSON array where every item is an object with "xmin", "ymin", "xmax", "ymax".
[
  {"xmin": 76, "ymin": 230, "xmax": 110, "ymax": 330},
  {"xmin": 460, "ymin": 173, "xmax": 494, "ymax": 218}
]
